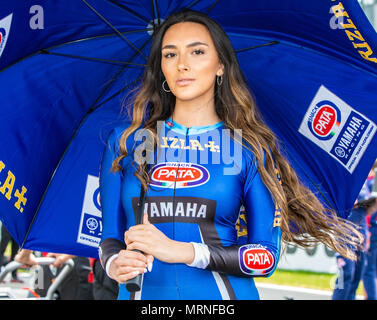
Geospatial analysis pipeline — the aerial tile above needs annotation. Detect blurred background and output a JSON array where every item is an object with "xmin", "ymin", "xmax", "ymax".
[{"xmin": 359, "ymin": 0, "xmax": 377, "ymax": 29}]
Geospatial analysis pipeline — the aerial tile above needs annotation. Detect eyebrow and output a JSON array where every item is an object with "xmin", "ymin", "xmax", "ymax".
[{"xmin": 161, "ymin": 41, "xmax": 209, "ymax": 50}]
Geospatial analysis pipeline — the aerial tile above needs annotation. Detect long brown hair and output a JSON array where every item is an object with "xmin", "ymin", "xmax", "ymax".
[{"xmin": 111, "ymin": 9, "xmax": 363, "ymax": 260}]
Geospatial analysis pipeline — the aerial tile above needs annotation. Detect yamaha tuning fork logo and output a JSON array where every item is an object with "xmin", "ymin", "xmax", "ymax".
[
  {"xmin": 299, "ymin": 85, "xmax": 376, "ymax": 173},
  {"xmin": 77, "ymin": 175, "xmax": 102, "ymax": 248},
  {"xmin": 0, "ymin": 13, "xmax": 12, "ymax": 59}
]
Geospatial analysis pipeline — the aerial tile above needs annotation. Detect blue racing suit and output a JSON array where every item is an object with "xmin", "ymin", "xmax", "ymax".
[{"xmin": 99, "ymin": 118, "xmax": 281, "ymax": 300}]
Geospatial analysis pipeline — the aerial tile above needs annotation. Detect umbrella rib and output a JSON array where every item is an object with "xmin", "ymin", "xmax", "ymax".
[
  {"xmin": 0, "ymin": 30, "xmax": 151, "ymax": 74},
  {"xmin": 40, "ymin": 50, "xmax": 147, "ymax": 67},
  {"xmin": 153, "ymin": 0, "xmax": 161, "ymax": 25},
  {"xmin": 151, "ymin": 0, "xmax": 156, "ymax": 32},
  {"xmin": 152, "ymin": 0, "xmax": 160, "ymax": 27},
  {"xmin": 204, "ymin": 0, "xmax": 220, "ymax": 15},
  {"xmin": 170, "ymin": 0, "xmax": 203, "ymax": 16},
  {"xmin": 88, "ymin": 35, "xmax": 152, "ymax": 111},
  {"xmin": 106, "ymin": 0, "xmax": 151, "ymax": 24},
  {"xmin": 44, "ymin": 29, "xmax": 153, "ymax": 51},
  {"xmin": 19, "ymin": 35, "xmax": 152, "ymax": 251},
  {"xmin": 186, "ymin": 0, "xmax": 203, "ymax": 10},
  {"xmin": 80, "ymin": 0, "xmax": 148, "ymax": 61},
  {"xmin": 92, "ymin": 74, "xmax": 144, "ymax": 111},
  {"xmin": 235, "ymin": 41, "xmax": 280, "ymax": 53}
]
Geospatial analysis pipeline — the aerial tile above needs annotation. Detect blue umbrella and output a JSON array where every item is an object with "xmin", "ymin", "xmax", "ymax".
[{"xmin": 0, "ymin": 0, "xmax": 376, "ymax": 259}]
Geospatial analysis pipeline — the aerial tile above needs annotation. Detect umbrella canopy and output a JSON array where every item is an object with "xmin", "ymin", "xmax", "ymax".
[{"xmin": 0, "ymin": 0, "xmax": 376, "ymax": 258}]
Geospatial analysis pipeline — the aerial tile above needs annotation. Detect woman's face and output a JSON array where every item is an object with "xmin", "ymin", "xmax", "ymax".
[{"xmin": 160, "ymin": 22, "xmax": 224, "ymax": 102}]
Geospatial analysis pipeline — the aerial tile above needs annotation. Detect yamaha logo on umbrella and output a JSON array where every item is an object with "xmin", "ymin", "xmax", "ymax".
[
  {"xmin": 77, "ymin": 175, "xmax": 102, "ymax": 248},
  {"xmin": 308, "ymin": 100, "xmax": 341, "ymax": 141},
  {"xmin": 299, "ymin": 85, "xmax": 376, "ymax": 173}
]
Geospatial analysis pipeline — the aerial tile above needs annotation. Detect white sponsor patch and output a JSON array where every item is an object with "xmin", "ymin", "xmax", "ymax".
[
  {"xmin": 298, "ymin": 85, "xmax": 376, "ymax": 173},
  {"xmin": 77, "ymin": 175, "xmax": 102, "ymax": 248}
]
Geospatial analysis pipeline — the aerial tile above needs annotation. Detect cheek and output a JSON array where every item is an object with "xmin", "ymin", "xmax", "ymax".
[
  {"xmin": 160, "ymin": 64, "xmax": 165, "ymax": 78},
  {"xmin": 161, "ymin": 60, "xmax": 174, "ymax": 81},
  {"xmin": 193, "ymin": 57, "xmax": 219, "ymax": 83},
  {"xmin": 194, "ymin": 56, "xmax": 217, "ymax": 73}
]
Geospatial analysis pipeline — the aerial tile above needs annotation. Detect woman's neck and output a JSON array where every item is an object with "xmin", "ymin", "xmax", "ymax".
[{"xmin": 172, "ymin": 96, "xmax": 221, "ymax": 127}]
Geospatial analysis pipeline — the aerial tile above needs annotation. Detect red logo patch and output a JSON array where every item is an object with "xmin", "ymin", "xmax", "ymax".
[
  {"xmin": 149, "ymin": 163, "xmax": 210, "ymax": 188},
  {"xmin": 152, "ymin": 166, "xmax": 201, "ymax": 183},
  {"xmin": 312, "ymin": 105, "xmax": 337, "ymax": 136},
  {"xmin": 243, "ymin": 248, "xmax": 274, "ymax": 271}
]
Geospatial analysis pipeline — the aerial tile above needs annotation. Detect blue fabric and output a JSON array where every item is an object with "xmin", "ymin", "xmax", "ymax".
[{"xmin": 0, "ymin": 1, "xmax": 376, "ymax": 259}]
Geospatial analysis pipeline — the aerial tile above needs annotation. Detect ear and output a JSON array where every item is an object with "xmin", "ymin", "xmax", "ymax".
[{"xmin": 217, "ymin": 63, "xmax": 224, "ymax": 77}]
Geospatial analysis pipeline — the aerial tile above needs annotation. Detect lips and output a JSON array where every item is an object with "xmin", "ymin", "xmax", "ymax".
[{"xmin": 176, "ymin": 78, "xmax": 195, "ymax": 86}]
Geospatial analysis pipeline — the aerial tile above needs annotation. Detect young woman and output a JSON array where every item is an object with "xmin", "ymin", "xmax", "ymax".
[{"xmin": 99, "ymin": 9, "xmax": 363, "ymax": 300}]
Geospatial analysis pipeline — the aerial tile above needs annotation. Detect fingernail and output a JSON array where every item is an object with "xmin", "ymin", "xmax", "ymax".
[{"xmin": 148, "ymin": 263, "xmax": 153, "ymax": 272}]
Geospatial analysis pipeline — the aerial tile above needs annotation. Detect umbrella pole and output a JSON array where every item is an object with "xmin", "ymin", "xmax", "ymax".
[{"xmin": 125, "ymin": 185, "xmax": 146, "ymax": 292}]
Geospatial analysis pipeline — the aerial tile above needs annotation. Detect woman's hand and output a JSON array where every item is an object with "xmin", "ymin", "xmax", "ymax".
[
  {"xmin": 46, "ymin": 253, "xmax": 75, "ymax": 268},
  {"xmin": 108, "ymin": 249, "xmax": 152, "ymax": 283},
  {"xmin": 14, "ymin": 249, "xmax": 37, "ymax": 267},
  {"xmin": 124, "ymin": 214, "xmax": 195, "ymax": 264}
]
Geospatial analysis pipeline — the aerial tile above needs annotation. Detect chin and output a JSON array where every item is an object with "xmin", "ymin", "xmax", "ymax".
[
  {"xmin": 174, "ymin": 93, "xmax": 200, "ymax": 101},
  {"xmin": 173, "ymin": 87, "xmax": 209, "ymax": 102}
]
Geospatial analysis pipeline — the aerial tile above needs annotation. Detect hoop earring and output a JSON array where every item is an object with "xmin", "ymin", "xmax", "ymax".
[
  {"xmin": 217, "ymin": 75, "xmax": 223, "ymax": 86},
  {"xmin": 162, "ymin": 80, "xmax": 171, "ymax": 93}
]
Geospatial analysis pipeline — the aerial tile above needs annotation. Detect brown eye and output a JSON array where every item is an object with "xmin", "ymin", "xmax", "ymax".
[
  {"xmin": 164, "ymin": 52, "xmax": 176, "ymax": 58},
  {"xmin": 193, "ymin": 49, "xmax": 204, "ymax": 55}
]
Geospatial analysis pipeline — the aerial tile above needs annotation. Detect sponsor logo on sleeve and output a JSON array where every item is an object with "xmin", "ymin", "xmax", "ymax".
[
  {"xmin": 0, "ymin": 14, "xmax": 12, "ymax": 59},
  {"xmin": 298, "ymin": 85, "xmax": 376, "ymax": 173},
  {"xmin": 239, "ymin": 244, "xmax": 275, "ymax": 275},
  {"xmin": 149, "ymin": 162, "xmax": 210, "ymax": 188},
  {"xmin": 77, "ymin": 175, "xmax": 102, "ymax": 248}
]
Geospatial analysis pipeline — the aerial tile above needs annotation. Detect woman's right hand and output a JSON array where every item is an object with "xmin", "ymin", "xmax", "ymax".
[
  {"xmin": 14, "ymin": 249, "xmax": 37, "ymax": 267},
  {"xmin": 108, "ymin": 249, "xmax": 152, "ymax": 283}
]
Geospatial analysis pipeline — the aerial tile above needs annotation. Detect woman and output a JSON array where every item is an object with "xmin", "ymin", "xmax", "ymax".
[{"xmin": 99, "ymin": 9, "xmax": 363, "ymax": 300}]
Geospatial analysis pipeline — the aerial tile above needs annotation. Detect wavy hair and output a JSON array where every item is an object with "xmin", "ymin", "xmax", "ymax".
[{"xmin": 111, "ymin": 9, "xmax": 363, "ymax": 259}]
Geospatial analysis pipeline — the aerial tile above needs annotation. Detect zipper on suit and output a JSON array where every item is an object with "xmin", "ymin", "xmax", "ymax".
[
  {"xmin": 172, "ymin": 126, "xmax": 189, "ymax": 240},
  {"xmin": 172, "ymin": 126, "xmax": 189, "ymax": 299}
]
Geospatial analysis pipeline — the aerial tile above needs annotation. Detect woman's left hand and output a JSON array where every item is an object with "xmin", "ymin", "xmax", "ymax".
[{"xmin": 124, "ymin": 214, "xmax": 194, "ymax": 265}]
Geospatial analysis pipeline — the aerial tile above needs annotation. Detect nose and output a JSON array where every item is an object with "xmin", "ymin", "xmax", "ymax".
[
  {"xmin": 177, "ymin": 63, "xmax": 189, "ymax": 72},
  {"xmin": 177, "ymin": 54, "xmax": 190, "ymax": 72}
]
